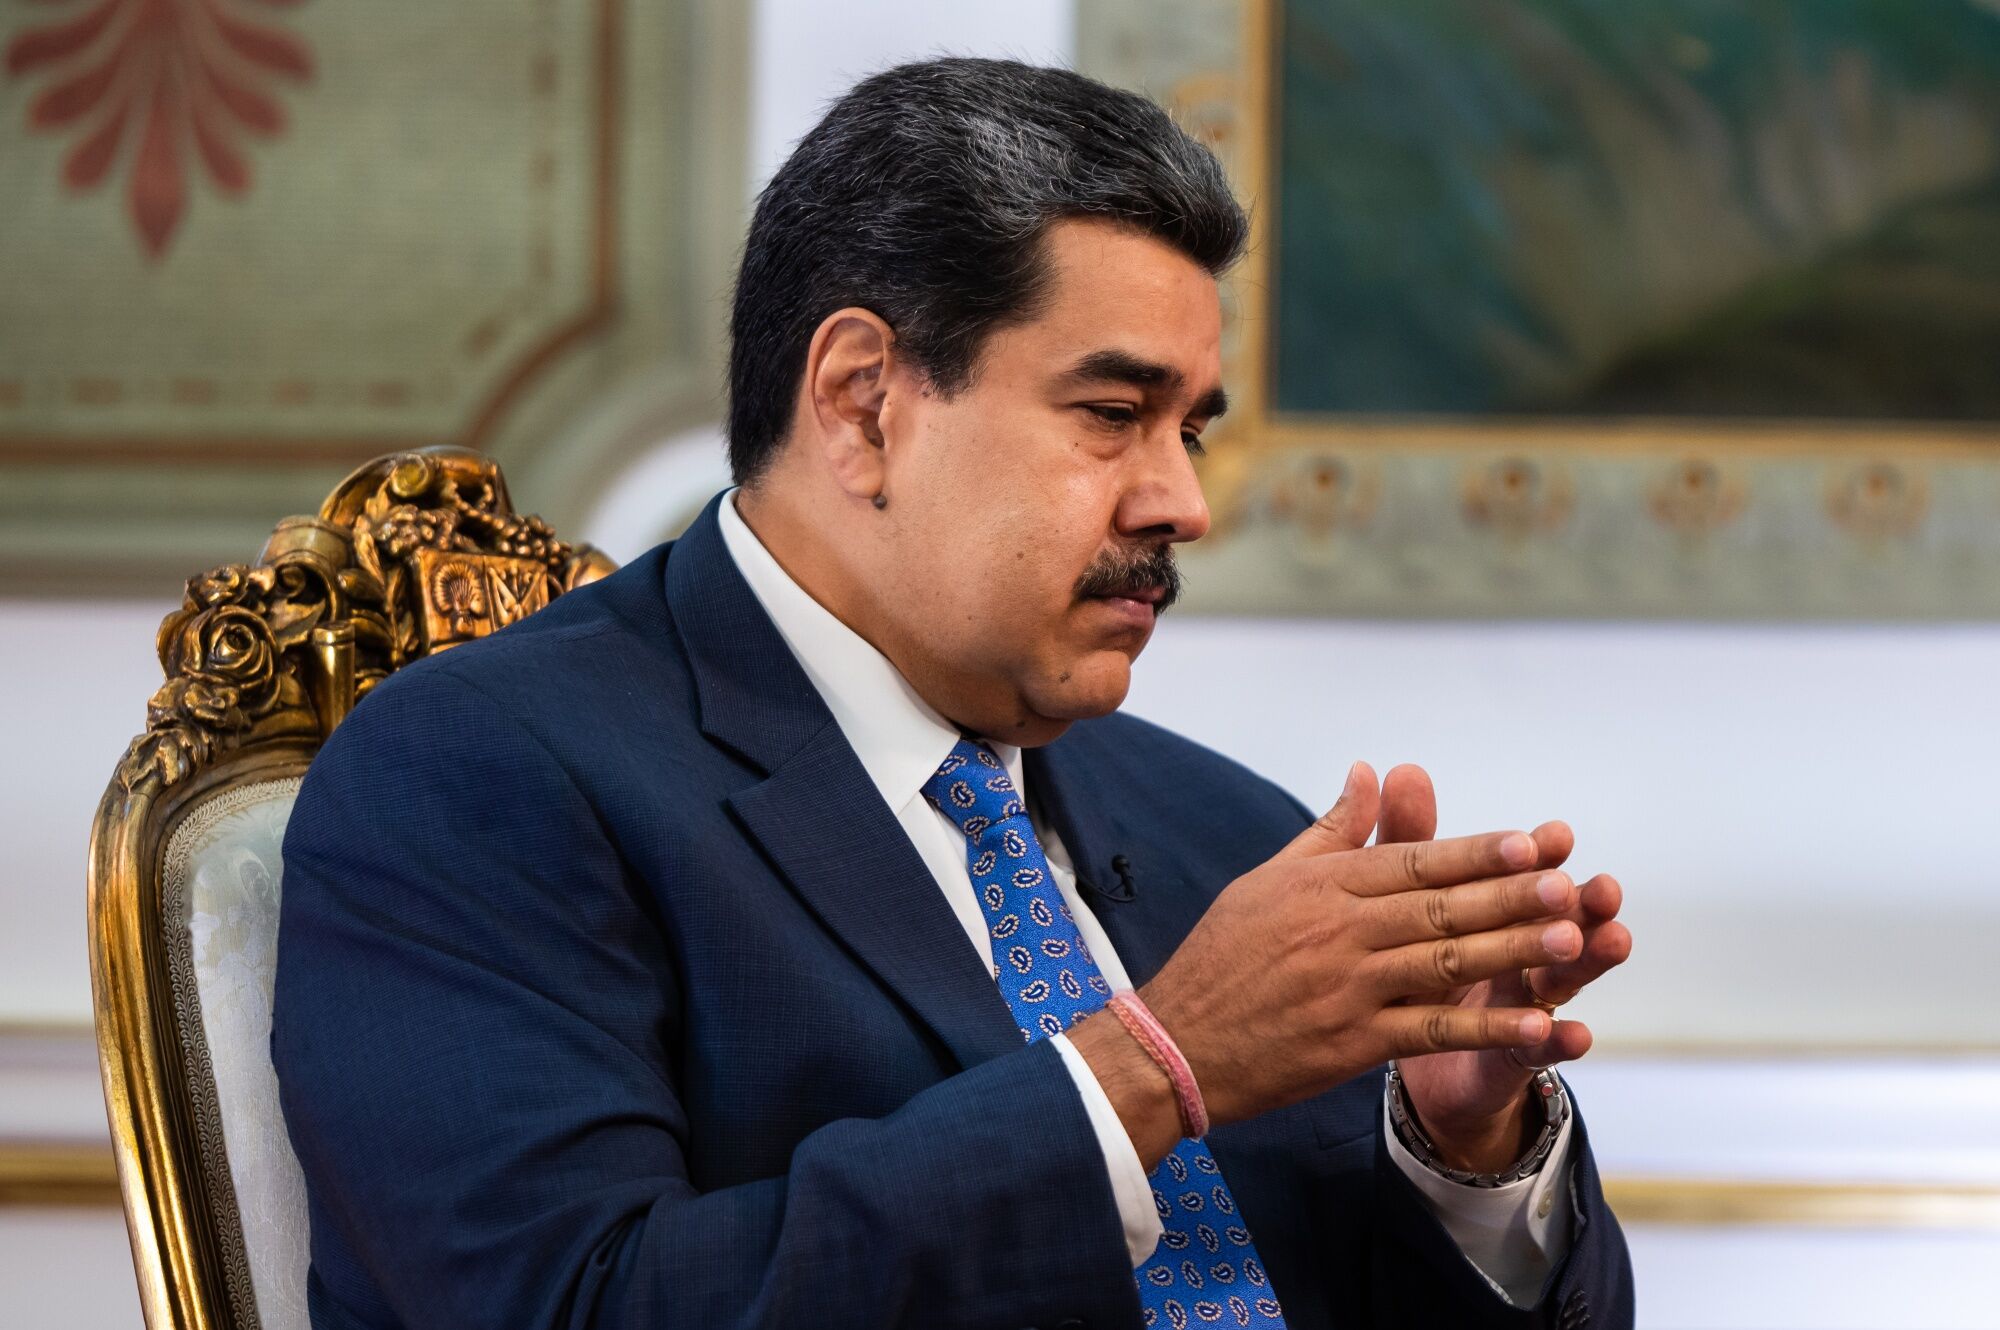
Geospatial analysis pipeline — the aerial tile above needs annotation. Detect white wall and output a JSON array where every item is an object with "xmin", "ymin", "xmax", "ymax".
[
  {"xmin": 0, "ymin": 598, "xmax": 174, "ymax": 1020},
  {"xmin": 4, "ymin": 1, "xmax": 1996, "ymax": 1325},
  {"xmin": 12, "ymin": 607, "xmax": 1999, "ymax": 1042},
  {"xmin": 1122, "ymin": 617, "xmax": 2000, "ymax": 1049},
  {"xmin": 749, "ymin": 0, "xmax": 1073, "ymax": 190}
]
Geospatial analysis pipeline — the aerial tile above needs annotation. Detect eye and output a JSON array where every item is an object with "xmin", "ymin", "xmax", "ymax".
[
  {"xmin": 1182, "ymin": 432, "xmax": 1207, "ymax": 458},
  {"xmin": 1082, "ymin": 403, "xmax": 1141, "ymax": 429}
]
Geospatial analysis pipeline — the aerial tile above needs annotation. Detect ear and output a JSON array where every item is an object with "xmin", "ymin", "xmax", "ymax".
[{"xmin": 802, "ymin": 307, "xmax": 898, "ymax": 505}]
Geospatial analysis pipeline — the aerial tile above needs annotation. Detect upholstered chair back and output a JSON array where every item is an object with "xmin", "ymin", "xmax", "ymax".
[
  {"xmin": 163, "ymin": 775, "xmax": 309, "ymax": 1329},
  {"xmin": 88, "ymin": 448, "xmax": 615, "ymax": 1330}
]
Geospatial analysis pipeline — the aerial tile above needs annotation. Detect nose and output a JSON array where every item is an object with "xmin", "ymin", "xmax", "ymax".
[{"xmin": 1116, "ymin": 431, "xmax": 1212, "ymax": 545}]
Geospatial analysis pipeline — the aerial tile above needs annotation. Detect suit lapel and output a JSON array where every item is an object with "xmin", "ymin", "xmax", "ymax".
[
  {"xmin": 728, "ymin": 725, "xmax": 1024, "ymax": 1070},
  {"xmin": 1028, "ymin": 733, "xmax": 1209, "ymax": 991},
  {"xmin": 664, "ymin": 495, "xmax": 1022, "ymax": 1071}
]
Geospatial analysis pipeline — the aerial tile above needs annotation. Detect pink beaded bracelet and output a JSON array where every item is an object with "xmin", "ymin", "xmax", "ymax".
[{"xmin": 1105, "ymin": 990, "xmax": 1209, "ymax": 1140}]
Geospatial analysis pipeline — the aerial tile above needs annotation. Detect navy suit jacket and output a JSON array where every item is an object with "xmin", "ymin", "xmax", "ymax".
[{"xmin": 273, "ymin": 495, "xmax": 1633, "ymax": 1329}]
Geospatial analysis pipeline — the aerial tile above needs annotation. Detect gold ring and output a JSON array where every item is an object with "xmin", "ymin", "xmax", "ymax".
[
  {"xmin": 1522, "ymin": 968, "xmax": 1560, "ymax": 1015},
  {"xmin": 1504, "ymin": 1045, "xmax": 1553, "ymax": 1072}
]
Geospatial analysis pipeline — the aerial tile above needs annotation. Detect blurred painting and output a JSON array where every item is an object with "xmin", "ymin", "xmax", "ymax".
[
  {"xmin": 1079, "ymin": 0, "xmax": 2000, "ymax": 616},
  {"xmin": 1271, "ymin": 0, "xmax": 2000, "ymax": 423}
]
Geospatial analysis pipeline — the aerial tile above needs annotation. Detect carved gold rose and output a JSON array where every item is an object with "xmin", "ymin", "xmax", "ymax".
[
  {"xmin": 164, "ymin": 606, "xmax": 281, "ymax": 716},
  {"xmin": 116, "ymin": 447, "xmax": 611, "ymax": 791}
]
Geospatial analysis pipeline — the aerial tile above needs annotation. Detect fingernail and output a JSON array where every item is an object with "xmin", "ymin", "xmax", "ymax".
[
  {"xmin": 1501, "ymin": 833, "xmax": 1535, "ymax": 868},
  {"xmin": 1521, "ymin": 1012, "xmax": 1550, "ymax": 1040},
  {"xmin": 1542, "ymin": 922, "xmax": 1576, "ymax": 957},
  {"xmin": 1537, "ymin": 872, "xmax": 1569, "ymax": 908}
]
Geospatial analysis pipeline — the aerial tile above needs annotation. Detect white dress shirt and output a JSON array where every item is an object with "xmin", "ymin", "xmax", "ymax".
[{"xmin": 717, "ymin": 491, "xmax": 1573, "ymax": 1305}]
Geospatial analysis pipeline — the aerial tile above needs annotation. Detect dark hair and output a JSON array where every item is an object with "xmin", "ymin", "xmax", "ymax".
[{"xmin": 726, "ymin": 57, "xmax": 1249, "ymax": 484}]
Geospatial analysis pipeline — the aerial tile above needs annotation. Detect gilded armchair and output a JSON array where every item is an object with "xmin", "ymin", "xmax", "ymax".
[{"xmin": 86, "ymin": 447, "xmax": 615, "ymax": 1330}]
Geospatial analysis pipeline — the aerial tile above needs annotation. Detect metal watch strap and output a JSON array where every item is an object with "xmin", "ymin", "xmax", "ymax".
[{"xmin": 1384, "ymin": 1060, "xmax": 1570, "ymax": 1188}]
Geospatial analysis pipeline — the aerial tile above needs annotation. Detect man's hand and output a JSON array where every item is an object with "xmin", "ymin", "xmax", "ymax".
[
  {"xmin": 1374, "ymin": 764, "xmax": 1632, "ymax": 1173},
  {"xmin": 1070, "ymin": 762, "xmax": 1584, "ymax": 1169}
]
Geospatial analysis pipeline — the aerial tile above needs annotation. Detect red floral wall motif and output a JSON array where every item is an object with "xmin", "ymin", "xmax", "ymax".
[{"xmin": 6, "ymin": 0, "xmax": 313, "ymax": 259}]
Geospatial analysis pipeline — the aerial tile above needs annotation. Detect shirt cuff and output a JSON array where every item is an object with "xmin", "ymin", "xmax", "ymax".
[
  {"xmin": 1051, "ymin": 1031, "xmax": 1165, "ymax": 1267},
  {"xmin": 1381, "ymin": 1080, "xmax": 1577, "ymax": 1306}
]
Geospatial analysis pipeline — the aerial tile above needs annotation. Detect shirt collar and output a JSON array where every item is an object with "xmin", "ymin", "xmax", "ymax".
[{"xmin": 715, "ymin": 489, "xmax": 1024, "ymax": 811}]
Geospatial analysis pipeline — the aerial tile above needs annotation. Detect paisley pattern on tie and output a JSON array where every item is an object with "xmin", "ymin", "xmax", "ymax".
[{"xmin": 922, "ymin": 740, "xmax": 1287, "ymax": 1328}]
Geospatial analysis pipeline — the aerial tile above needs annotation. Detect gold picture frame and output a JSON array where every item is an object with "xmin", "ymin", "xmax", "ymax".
[{"xmin": 1082, "ymin": 0, "xmax": 2000, "ymax": 618}]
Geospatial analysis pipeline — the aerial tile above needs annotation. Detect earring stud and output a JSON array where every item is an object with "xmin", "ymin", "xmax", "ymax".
[{"xmin": 871, "ymin": 493, "xmax": 887, "ymax": 510}]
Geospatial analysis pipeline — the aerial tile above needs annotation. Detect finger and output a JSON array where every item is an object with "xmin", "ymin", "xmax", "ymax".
[
  {"xmin": 1277, "ymin": 761, "xmax": 1380, "ymax": 861},
  {"xmin": 1531, "ymin": 820, "xmax": 1574, "ymax": 871},
  {"xmin": 1337, "ymin": 828, "xmax": 1539, "ymax": 897},
  {"xmin": 1527, "ymin": 919, "xmax": 1632, "ymax": 1006},
  {"xmin": 1578, "ymin": 873, "xmax": 1622, "ymax": 923},
  {"xmin": 1510, "ymin": 1017, "xmax": 1594, "ymax": 1069},
  {"xmin": 1364, "ymin": 869, "xmax": 1575, "ymax": 946},
  {"xmin": 1375, "ymin": 764, "xmax": 1437, "ymax": 845},
  {"xmin": 1372, "ymin": 919, "xmax": 1582, "ymax": 997},
  {"xmin": 1533, "ymin": 872, "xmax": 1618, "ymax": 938},
  {"xmin": 1377, "ymin": 1004, "xmax": 1552, "ymax": 1057}
]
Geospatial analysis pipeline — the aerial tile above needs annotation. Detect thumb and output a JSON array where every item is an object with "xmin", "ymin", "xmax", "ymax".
[
  {"xmin": 1278, "ymin": 761, "xmax": 1380, "ymax": 860},
  {"xmin": 1376, "ymin": 763, "xmax": 1438, "ymax": 845}
]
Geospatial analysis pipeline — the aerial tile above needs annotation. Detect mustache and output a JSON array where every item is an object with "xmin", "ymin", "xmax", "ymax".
[{"xmin": 1074, "ymin": 543, "xmax": 1182, "ymax": 614}]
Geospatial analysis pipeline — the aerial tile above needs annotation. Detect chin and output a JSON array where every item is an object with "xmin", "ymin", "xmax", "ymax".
[{"xmin": 1028, "ymin": 653, "xmax": 1133, "ymax": 723}]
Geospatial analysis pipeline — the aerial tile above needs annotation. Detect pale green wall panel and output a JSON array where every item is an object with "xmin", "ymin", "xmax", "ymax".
[{"xmin": 0, "ymin": 0, "xmax": 747, "ymax": 594}]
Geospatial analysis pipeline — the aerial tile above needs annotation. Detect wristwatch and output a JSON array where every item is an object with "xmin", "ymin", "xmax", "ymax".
[{"xmin": 1384, "ymin": 1060, "xmax": 1570, "ymax": 1188}]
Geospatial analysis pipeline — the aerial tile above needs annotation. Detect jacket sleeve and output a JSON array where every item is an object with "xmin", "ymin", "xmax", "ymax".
[
  {"xmin": 1369, "ymin": 1106, "xmax": 1635, "ymax": 1328},
  {"xmin": 272, "ymin": 666, "xmax": 1140, "ymax": 1330}
]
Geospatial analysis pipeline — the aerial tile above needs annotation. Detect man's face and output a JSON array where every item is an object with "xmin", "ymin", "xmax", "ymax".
[{"xmin": 872, "ymin": 217, "xmax": 1224, "ymax": 743}]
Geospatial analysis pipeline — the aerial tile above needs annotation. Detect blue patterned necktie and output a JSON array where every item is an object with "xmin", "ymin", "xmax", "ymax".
[{"xmin": 922, "ymin": 739, "xmax": 1287, "ymax": 1329}]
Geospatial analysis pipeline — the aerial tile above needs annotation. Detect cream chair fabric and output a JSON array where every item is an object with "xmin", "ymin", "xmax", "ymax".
[{"xmin": 162, "ymin": 777, "xmax": 309, "ymax": 1330}]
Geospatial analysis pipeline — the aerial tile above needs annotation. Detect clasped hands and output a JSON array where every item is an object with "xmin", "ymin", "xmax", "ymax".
[{"xmin": 1074, "ymin": 761, "xmax": 1631, "ymax": 1174}]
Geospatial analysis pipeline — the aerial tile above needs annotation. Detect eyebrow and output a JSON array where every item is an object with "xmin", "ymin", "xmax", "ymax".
[{"xmin": 1059, "ymin": 349, "xmax": 1230, "ymax": 420}]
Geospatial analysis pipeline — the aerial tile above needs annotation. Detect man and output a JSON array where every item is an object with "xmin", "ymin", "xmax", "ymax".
[{"xmin": 274, "ymin": 58, "xmax": 1634, "ymax": 1329}]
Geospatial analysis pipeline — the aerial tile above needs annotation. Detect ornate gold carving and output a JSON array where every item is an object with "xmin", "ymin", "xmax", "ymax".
[
  {"xmin": 112, "ymin": 447, "xmax": 614, "ymax": 795},
  {"xmin": 118, "ymin": 564, "xmax": 327, "ymax": 791},
  {"xmin": 410, "ymin": 547, "xmax": 553, "ymax": 648},
  {"xmin": 339, "ymin": 449, "xmax": 608, "ymax": 664},
  {"xmin": 90, "ymin": 446, "xmax": 615, "ymax": 1329}
]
